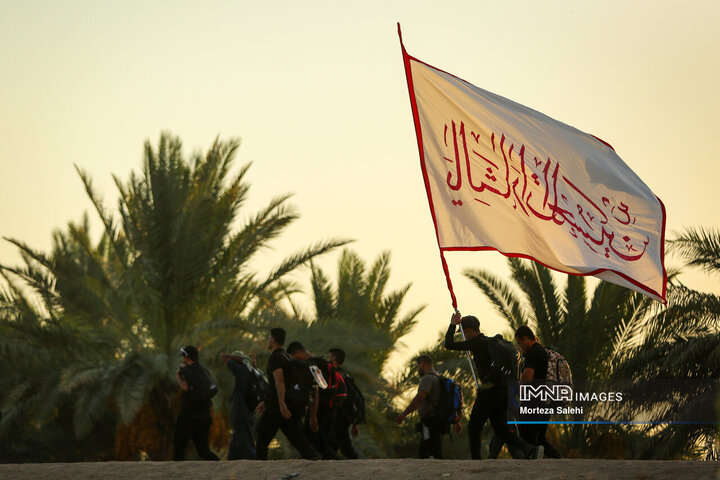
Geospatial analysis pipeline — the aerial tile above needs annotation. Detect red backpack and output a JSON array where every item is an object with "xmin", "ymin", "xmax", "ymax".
[
  {"xmin": 310, "ymin": 356, "xmax": 347, "ymax": 407},
  {"xmin": 326, "ymin": 363, "xmax": 347, "ymax": 407}
]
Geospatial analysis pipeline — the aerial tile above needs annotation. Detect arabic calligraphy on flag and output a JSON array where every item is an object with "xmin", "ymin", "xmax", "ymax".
[{"xmin": 402, "ymin": 47, "xmax": 667, "ymax": 303}]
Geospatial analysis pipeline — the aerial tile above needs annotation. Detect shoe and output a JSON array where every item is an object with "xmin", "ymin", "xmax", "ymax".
[{"xmin": 529, "ymin": 445, "xmax": 544, "ymax": 459}]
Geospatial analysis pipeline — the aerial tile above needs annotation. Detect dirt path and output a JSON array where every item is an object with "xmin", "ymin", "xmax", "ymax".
[{"xmin": 0, "ymin": 459, "xmax": 718, "ymax": 480}]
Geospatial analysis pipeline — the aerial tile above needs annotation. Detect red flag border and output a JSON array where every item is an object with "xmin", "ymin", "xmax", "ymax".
[{"xmin": 398, "ymin": 24, "xmax": 668, "ymax": 304}]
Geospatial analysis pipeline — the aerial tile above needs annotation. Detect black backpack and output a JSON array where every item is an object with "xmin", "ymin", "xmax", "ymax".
[
  {"xmin": 338, "ymin": 374, "xmax": 366, "ymax": 425},
  {"xmin": 284, "ymin": 358, "xmax": 321, "ymax": 409},
  {"xmin": 434, "ymin": 374, "xmax": 463, "ymax": 426},
  {"xmin": 182, "ymin": 363, "xmax": 219, "ymax": 402},
  {"xmin": 486, "ymin": 334, "xmax": 520, "ymax": 384},
  {"xmin": 242, "ymin": 362, "xmax": 269, "ymax": 411}
]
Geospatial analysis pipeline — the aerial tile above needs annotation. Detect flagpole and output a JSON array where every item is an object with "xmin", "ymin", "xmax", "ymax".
[
  {"xmin": 455, "ymin": 307, "xmax": 480, "ymax": 390},
  {"xmin": 399, "ymin": 22, "xmax": 480, "ymax": 391}
]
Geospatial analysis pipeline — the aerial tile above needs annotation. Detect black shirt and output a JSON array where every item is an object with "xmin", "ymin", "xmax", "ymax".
[
  {"xmin": 179, "ymin": 362, "xmax": 212, "ymax": 417},
  {"xmin": 444, "ymin": 324, "xmax": 495, "ymax": 383},
  {"xmin": 523, "ymin": 342, "xmax": 549, "ymax": 381},
  {"xmin": 266, "ymin": 347, "xmax": 291, "ymax": 404}
]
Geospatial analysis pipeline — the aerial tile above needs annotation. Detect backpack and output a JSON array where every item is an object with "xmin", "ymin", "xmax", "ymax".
[
  {"xmin": 284, "ymin": 358, "xmax": 326, "ymax": 409},
  {"xmin": 182, "ymin": 363, "xmax": 219, "ymax": 402},
  {"xmin": 486, "ymin": 334, "xmax": 521, "ymax": 384},
  {"xmin": 242, "ymin": 362, "xmax": 269, "ymax": 411},
  {"xmin": 434, "ymin": 374, "xmax": 463, "ymax": 426},
  {"xmin": 338, "ymin": 374, "xmax": 366, "ymax": 425},
  {"xmin": 546, "ymin": 348, "xmax": 573, "ymax": 387},
  {"xmin": 314, "ymin": 358, "xmax": 347, "ymax": 408}
]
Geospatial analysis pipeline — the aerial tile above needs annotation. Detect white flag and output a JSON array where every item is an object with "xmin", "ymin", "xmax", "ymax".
[{"xmin": 401, "ymin": 35, "xmax": 666, "ymax": 303}]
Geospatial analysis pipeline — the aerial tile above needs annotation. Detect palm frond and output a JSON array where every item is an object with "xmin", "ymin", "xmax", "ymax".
[
  {"xmin": 463, "ymin": 267, "xmax": 527, "ymax": 330},
  {"xmin": 668, "ymin": 227, "xmax": 720, "ymax": 277},
  {"xmin": 310, "ymin": 262, "xmax": 335, "ymax": 320},
  {"xmin": 254, "ymin": 238, "xmax": 352, "ymax": 295}
]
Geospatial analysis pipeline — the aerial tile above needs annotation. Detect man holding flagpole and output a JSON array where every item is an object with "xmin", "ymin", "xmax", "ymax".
[{"xmin": 445, "ymin": 312, "xmax": 543, "ymax": 460}]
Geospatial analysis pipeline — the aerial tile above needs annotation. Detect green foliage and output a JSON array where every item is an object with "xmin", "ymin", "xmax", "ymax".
[
  {"xmin": 0, "ymin": 132, "xmax": 348, "ymax": 461},
  {"xmin": 612, "ymin": 227, "xmax": 720, "ymax": 459}
]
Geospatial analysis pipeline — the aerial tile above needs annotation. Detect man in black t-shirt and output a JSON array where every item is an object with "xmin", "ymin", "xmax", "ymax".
[
  {"xmin": 174, "ymin": 345, "xmax": 220, "ymax": 461},
  {"xmin": 254, "ymin": 328, "xmax": 319, "ymax": 460},
  {"xmin": 515, "ymin": 325, "xmax": 561, "ymax": 458},
  {"xmin": 444, "ymin": 313, "xmax": 542, "ymax": 460}
]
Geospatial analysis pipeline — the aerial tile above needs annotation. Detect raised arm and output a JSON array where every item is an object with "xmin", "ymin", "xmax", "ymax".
[
  {"xmin": 444, "ymin": 312, "xmax": 486, "ymax": 352},
  {"xmin": 444, "ymin": 312, "xmax": 471, "ymax": 350}
]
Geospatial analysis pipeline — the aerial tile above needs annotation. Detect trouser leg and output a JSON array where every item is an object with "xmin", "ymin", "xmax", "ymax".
[
  {"xmin": 418, "ymin": 422, "xmax": 428, "ymax": 459},
  {"xmin": 333, "ymin": 417, "xmax": 359, "ymax": 459},
  {"xmin": 309, "ymin": 406, "xmax": 339, "ymax": 459},
  {"xmin": 505, "ymin": 422, "xmax": 527, "ymax": 459},
  {"xmin": 519, "ymin": 423, "xmax": 541, "ymax": 446},
  {"xmin": 519, "ymin": 407, "xmax": 558, "ymax": 457},
  {"xmin": 190, "ymin": 416, "xmax": 219, "ymax": 461},
  {"xmin": 488, "ymin": 433, "xmax": 503, "ymax": 459},
  {"xmin": 541, "ymin": 437, "xmax": 562, "ymax": 458},
  {"xmin": 488, "ymin": 387, "xmax": 534, "ymax": 458},
  {"xmin": 490, "ymin": 417, "xmax": 525, "ymax": 458},
  {"xmin": 281, "ymin": 415, "xmax": 320, "ymax": 460},
  {"xmin": 173, "ymin": 415, "xmax": 192, "ymax": 461},
  {"xmin": 255, "ymin": 407, "xmax": 282, "ymax": 460},
  {"xmin": 537, "ymin": 423, "xmax": 562, "ymax": 458},
  {"xmin": 419, "ymin": 416, "xmax": 443, "ymax": 459},
  {"xmin": 468, "ymin": 395, "xmax": 491, "ymax": 459}
]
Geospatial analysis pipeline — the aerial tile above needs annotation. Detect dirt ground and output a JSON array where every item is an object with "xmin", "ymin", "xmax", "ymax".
[{"xmin": 0, "ymin": 459, "xmax": 718, "ymax": 480}]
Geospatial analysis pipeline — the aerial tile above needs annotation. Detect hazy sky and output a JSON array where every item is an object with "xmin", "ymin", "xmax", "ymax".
[{"xmin": 2, "ymin": 1, "xmax": 719, "ymax": 371}]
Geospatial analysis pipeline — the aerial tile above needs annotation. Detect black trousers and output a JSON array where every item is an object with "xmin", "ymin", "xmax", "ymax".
[
  {"xmin": 488, "ymin": 423, "xmax": 525, "ymax": 459},
  {"xmin": 519, "ymin": 422, "xmax": 562, "ymax": 458},
  {"xmin": 468, "ymin": 385, "xmax": 534, "ymax": 460},
  {"xmin": 304, "ymin": 404, "xmax": 339, "ymax": 459},
  {"xmin": 255, "ymin": 402, "xmax": 319, "ymax": 460},
  {"xmin": 417, "ymin": 415, "xmax": 445, "ymax": 459},
  {"xmin": 329, "ymin": 414, "xmax": 359, "ymax": 459},
  {"xmin": 173, "ymin": 413, "xmax": 220, "ymax": 461}
]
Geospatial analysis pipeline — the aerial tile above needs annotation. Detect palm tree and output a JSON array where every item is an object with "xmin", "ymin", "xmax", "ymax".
[
  {"xmin": 0, "ymin": 132, "xmax": 348, "ymax": 460},
  {"xmin": 462, "ymin": 257, "xmax": 655, "ymax": 457},
  {"xmin": 0, "ymin": 272, "xmax": 117, "ymax": 462},
  {"xmin": 613, "ymin": 227, "xmax": 720, "ymax": 459}
]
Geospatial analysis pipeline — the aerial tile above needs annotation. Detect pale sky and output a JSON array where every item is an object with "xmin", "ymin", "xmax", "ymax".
[{"xmin": 2, "ymin": 1, "xmax": 719, "ymax": 372}]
